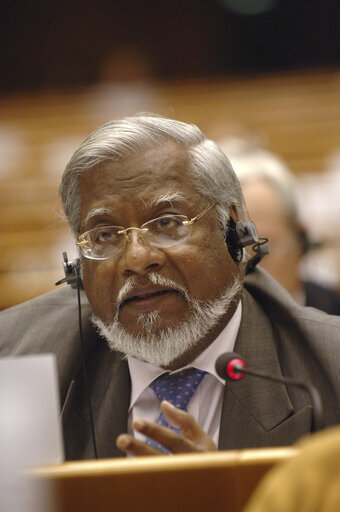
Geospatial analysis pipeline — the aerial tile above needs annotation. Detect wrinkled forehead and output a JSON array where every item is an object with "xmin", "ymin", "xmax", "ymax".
[
  {"xmin": 78, "ymin": 143, "xmax": 207, "ymax": 225},
  {"xmin": 82, "ymin": 189, "xmax": 192, "ymax": 226}
]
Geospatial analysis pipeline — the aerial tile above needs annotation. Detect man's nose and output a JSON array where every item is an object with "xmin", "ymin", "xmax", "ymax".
[{"xmin": 118, "ymin": 230, "xmax": 166, "ymax": 276}]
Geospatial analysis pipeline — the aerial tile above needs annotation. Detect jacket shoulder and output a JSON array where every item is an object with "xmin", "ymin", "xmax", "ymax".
[
  {"xmin": 0, "ymin": 286, "xmax": 91, "ymax": 356},
  {"xmin": 244, "ymin": 267, "xmax": 340, "ymax": 328},
  {"xmin": 1, "ymin": 285, "xmax": 84, "ymax": 313}
]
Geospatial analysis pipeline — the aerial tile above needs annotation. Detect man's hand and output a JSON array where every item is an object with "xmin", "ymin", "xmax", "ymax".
[{"xmin": 116, "ymin": 400, "xmax": 217, "ymax": 456}]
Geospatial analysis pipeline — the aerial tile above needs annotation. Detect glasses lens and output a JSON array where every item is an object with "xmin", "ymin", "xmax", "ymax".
[
  {"xmin": 143, "ymin": 215, "xmax": 191, "ymax": 248},
  {"xmin": 80, "ymin": 226, "xmax": 125, "ymax": 259}
]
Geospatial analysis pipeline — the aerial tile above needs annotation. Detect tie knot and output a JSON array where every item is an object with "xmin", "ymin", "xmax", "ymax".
[{"xmin": 150, "ymin": 368, "xmax": 207, "ymax": 411}]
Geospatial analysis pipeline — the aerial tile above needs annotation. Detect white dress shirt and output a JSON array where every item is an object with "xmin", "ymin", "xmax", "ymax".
[{"xmin": 127, "ymin": 301, "xmax": 242, "ymax": 446}]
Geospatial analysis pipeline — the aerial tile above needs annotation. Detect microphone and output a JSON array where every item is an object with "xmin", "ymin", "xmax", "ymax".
[{"xmin": 215, "ymin": 352, "xmax": 323, "ymax": 431}]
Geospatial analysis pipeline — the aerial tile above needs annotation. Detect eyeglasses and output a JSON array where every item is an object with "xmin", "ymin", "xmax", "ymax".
[{"xmin": 76, "ymin": 203, "xmax": 216, "ymax": 260}]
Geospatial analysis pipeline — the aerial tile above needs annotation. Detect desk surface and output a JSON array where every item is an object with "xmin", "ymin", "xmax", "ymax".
[{"xmin": 30, "ymin": 447, "xmax": 298, "ymax": 512}]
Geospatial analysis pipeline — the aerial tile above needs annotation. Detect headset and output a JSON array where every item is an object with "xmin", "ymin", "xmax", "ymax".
[
  {"xmin": 225, "ymin": 217, "xmax": 269, "ymax": 272},
  {"xmin": 55, "ymin": 252, "xmax": 81, "ymax": 289},
  {"xmin": 56, "ymin": 252, "xmax": 97, "ymax": 457}
]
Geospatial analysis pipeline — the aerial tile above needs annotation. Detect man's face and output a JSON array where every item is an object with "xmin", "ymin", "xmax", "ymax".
[{"xmin": 79, "ymin": 142, "xmax": 242, "ymax": 364}]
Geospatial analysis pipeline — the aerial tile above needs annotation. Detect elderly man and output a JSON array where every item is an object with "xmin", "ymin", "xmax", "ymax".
[{"xmin": 1, "ymin": 114, "xmax": 340, "ymax": 460}]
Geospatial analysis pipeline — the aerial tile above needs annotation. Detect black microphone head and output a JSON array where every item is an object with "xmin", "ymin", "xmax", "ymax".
[{"xmin": 215, "ymin": 352, "xmax": 247, "ymax": 381}]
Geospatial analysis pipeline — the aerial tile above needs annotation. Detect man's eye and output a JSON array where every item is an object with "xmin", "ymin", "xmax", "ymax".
[
  {"xmin": 159, "ymin": 218, "xmax": 173, "ymax": 228},
  {"xmin": 154, "ymin": 217, "xmax": 180, "ymax": 230},
  {"xmin": 95, "ymin": 229, "xmax": 116, "ymax": 243}
]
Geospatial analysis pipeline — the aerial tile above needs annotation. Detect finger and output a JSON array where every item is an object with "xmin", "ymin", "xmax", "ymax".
[
  {"xmin": 116, "ymin": 433, "xmax": 161, "ymax": 457},
  {"xmin": 161, "ymin": 401, "xmax": 217, "ymax": 451},
  {"xmin": 133, "ymin": 409, "xmax": 217, "ymax": 454},
  {"xmin": 132, "ymin": 417, "xmax": 197, "ymax": 454}
]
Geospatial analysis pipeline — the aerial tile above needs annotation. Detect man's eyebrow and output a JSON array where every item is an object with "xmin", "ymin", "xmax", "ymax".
[
  {"xmin": 84, "ymin": 208, "xmax": 113, "ymax": 225},
  {"xmin": 150, "ymin": 191, "xmax": 186, "ymax": 207}
]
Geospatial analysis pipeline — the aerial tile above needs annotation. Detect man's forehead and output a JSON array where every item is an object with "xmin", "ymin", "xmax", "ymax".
[
  {"xmin": 82, "ymin": 187, "xmax": 200, "ymax": 227},
  {"xmin": 95, "ymin": 161, "xmax": 189, "ymax": 186},
  {"xmin": 80, "ymin": 153, "xmax": 192, "ymax": 197},
  {"xmin": 80, "ymin": 151, "xmax": 198, "ymax": 206},
  {"xmin": 78, "ymin": 142, "xmax": 203, "ymax": 226}
]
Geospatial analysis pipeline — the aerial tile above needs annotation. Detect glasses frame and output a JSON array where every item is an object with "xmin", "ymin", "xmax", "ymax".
[{"xmin": 76, "ymin": 202, "xmax": 216, "ymax": 260}]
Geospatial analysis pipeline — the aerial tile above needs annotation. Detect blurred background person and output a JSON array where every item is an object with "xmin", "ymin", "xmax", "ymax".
[
  {"xmin": 244, "ymin": 425, "xmax": 340, "ymax": 512},
  {"xmin": 219, "ymin": 138, "xmax": 340, "ymax": 314}
]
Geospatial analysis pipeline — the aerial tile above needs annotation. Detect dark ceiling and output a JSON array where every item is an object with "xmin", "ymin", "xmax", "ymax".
[{"xmin": 0, "ymin": 0, "xmax": 339, "ymax": 92}]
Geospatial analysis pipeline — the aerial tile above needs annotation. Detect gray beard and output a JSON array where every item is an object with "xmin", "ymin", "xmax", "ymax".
[{"xmin": 91, "ymin": 273, "xmax": 242, "ymax": 367}]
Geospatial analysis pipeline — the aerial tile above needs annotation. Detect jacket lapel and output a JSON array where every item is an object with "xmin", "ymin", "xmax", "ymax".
[
  {"xmin": 218, "ymin": 288, "xmax": 311, "ymax": 449},
  {"xmin": 62, "ymin": 324, "xmax": 131, "ymax": 460}
]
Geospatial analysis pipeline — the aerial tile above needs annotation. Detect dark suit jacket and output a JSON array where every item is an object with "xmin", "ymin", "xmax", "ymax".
[
  {"xmin": 304, "ymin": 280, "xmax": 340, "ymax": 316},
  {"xmin": 1, "ymin": 268, "xmax": 340, "ymax": 460}
]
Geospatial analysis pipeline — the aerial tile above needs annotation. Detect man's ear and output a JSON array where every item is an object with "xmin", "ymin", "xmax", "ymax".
[{"xmin": 229, "ymin": 205, "xmax": 240, "ymax": 224}]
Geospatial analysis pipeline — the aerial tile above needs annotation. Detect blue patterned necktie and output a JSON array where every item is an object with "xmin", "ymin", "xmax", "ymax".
[{"xmin": 146, "ymin": 367, "xmax": 207, "ymax": 453}]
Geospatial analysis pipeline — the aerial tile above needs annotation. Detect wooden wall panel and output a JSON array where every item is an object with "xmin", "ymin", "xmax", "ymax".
[{"xmin": 0, "ymin": 69, "xmax": 339, "ymax": 309}]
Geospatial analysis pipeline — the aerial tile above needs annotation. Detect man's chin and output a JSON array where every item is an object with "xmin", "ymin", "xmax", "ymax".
[
  {"xmin": 118, "ymin": 308, "xmax": 187, "ymax": 336},
  {"xmin": 91, "ymin": 313, "xmax": 193, "ymax": 367},
  {"xmin": 91, "ymin": 276, "xmax": 242, "ymax": 367}
]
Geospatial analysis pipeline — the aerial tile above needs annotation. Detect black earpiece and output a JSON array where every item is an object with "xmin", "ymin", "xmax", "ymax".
[
  {"xmin": 225, "ymin": 218, "xmax": 259, "ymax": 263},
  {"xmin": 55, "ymin": 252, "xmax": 81, "ymax": 289}
]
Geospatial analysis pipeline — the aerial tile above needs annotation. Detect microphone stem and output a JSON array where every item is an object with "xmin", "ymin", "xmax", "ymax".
[{"xmin": 234, "ymin": 365, "xmax": 323, "ymax": 431}]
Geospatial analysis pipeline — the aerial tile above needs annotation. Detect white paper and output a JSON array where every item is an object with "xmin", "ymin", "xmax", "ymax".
[{"xmin": 0, "ymin": 353, "xmax": 64, "ymax": 511}]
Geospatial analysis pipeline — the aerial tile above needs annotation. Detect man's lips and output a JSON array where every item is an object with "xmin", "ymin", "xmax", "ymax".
[{"xmin": 119, "ymin": 286, "xmax": 182, "ymax": 309}]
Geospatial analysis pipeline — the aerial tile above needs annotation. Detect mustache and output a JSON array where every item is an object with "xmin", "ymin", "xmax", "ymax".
[{"xmin": 115, "ymin": 273, "xmax": 190, "ymax": 309}]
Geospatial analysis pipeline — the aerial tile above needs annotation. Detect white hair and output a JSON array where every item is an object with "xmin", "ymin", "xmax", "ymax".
[{"xmin": 60, "ymin": 114, "xmax": 245, "ymax": 237}]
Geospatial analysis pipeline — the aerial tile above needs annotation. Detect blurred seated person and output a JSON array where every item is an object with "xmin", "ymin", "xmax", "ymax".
[
  {"xmin": 244, "ymin": 425, "xmax": 340, "ymax": 512},
  {"xmin": 219, "ymin": 138, "xmax": 340, "ymax": 315}
]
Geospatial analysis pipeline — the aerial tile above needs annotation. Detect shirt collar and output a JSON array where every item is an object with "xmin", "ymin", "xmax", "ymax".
[{"xmin": 127, "ymin": 301, "xmax": 242, "ymax": 409}]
